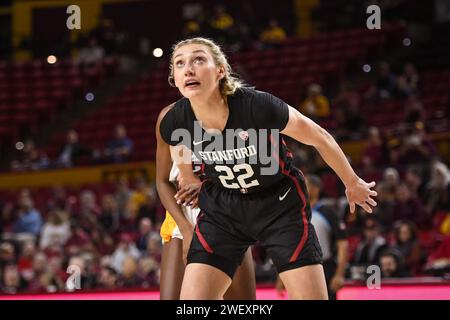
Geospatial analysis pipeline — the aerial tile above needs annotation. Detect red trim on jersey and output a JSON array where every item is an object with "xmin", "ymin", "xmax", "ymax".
[
  {"xmin": 269, "ymin": 134, "xmax": 308, "ymax": 262},
  {"xmin": 195, "ymin": 213, "xmax": 214, "ymax": 254}
]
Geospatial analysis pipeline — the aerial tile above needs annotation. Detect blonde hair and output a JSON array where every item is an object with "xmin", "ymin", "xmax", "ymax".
[{"xmin": 168, "ymin": 37, "xmax": 243, "ymax": 96}]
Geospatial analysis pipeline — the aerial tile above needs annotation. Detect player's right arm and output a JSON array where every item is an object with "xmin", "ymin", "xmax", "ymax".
[{"xmin": 155, "ymin": 105, "xmax": 193, "ymax": 241}]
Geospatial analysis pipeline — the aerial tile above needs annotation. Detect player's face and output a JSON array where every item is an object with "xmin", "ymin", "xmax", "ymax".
[{"xmin": 172, "ymin": 44, "xmax": 224, "ymax": 99}]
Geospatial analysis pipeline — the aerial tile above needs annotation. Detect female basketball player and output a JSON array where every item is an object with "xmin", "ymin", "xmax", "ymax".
[
  {"xmin": 156, "ymin": 37, "xmax": 377, "ymax": 299},
  {"xmin": 157, "ymin": 162, "xmax": 256, "ymax": 299}
]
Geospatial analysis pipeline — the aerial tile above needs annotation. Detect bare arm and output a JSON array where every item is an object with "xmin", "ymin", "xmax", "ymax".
[
  {"xmin": 281, "ymin": 106, "xmax": 377, "ymax": 213},
  {"xmin": 155, "ymin": 105, "xmax": 192, "ymax": 234}
]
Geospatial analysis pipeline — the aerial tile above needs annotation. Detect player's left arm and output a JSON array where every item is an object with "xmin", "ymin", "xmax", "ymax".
[{"xmin": 281, "ymin": 106, "xmax": 377, "ymax": 213}]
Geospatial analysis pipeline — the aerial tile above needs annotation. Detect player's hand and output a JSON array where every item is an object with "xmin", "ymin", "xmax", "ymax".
[
  {"xmin": 345, "ymin": 177, "xmax": 377, "ymax": 214},
  {"xmin": 330, "ymin": 275, "xmax": 345, "ymax": 292},
  {"xmin": 175, "ymin": 175, "xmax": 202, "ymax": 208},
  {"xmin": 181, "ymin": 227, "xmax": 194, "ymax": 265}
]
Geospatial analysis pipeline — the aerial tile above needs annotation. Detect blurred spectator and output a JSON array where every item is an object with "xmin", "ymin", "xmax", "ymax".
[
  {"xmin": 379, "ymin": 249, "xmax": 409, "ymax": 278},
  {"xmin": 136, "ymin": 185, "xmax": 158, "ymax": 225},
  {"xmin": 17, "ymin": 241, "xmax": 36, "ymax": 282},
  {"xmin": 64, "ymin": 223, "xmax": 92, "ymax": 257},
  {"xmin": 382, "ymin": 167, "xmax": 401, "ymax": 199},
  {"xmin": 39, "ymin": 210, "xmax": 71, "ymax": 250},
  {"xmin": 393, "ymin": 75, "xmax": 414, "ymax": 99},
  {"xmin": 99, "ymin": 194, "xmax": 120, "ymax": 233},
  {"xmin": 56, "ymin": 130, "xmax": 91, "ymax": 168},
  {"xmin": 352, "ymin": 217, "xmax": 388, "ymax": 267},
  {"xmin": 375, "ymin": 62, "xmax": 396, "ymax": 99},
  {"xmin": 27, "ymin": 251, "xmax": 63, "ymax": 292},
  {"xmin": 209, "ymin": 5, "xmax": 235, "ymax": 43},
  {"xmin": 76, "ymin": 37, "xmax": 105, "ymax": 68},
  {"xmin": 0, "ymin": 242, "xmax": 16, "ymax": 268},
  {"xmin": 424, "ymin": 161, "xmax": 450, "ymax": 216},
  {"xmin": 90, "ymin": 227, "xmax": 115, "ymax": 256},
  {"xmin": 97, "ymin": 266, "xmax": 119, "ymax": 289},
  {"xmin": 110, "ymin": 234, "xmax": 140, "ymax": 273},
  {"xmin": 10, "ymin": 139, "xmax": 50, "ymax": 172},
  {"xmin": 183, "ymin": 20, "xmax": 202, "ymax": 38},
  {"xmin": 13, "ymin": 195, "xmax": 43, "ymax": 236},
  {"xmin": 334, "ymin": 104, "xmax": 366, "ymax": 140},
  {"xmin": 1, "ymin": 202, "xmax": 16, "ymax": 234},
  {"xmin": 143, "ymin": 234, "xmax": 162, "ymax": 263},
  {"xmin": 259, "ymin": 19, "xmax": 287, "ymax": 48},
  {"xmin": 67, "ymin": 255, "xmax": 97, "ymax": 290},
  {"xmin": 361, "ymin": 127, "xmax": 386, "ymax": 168},
  {"xmin": 299, "ymin": 84, "xmax": 330, "ymax": 120},
  {"xmin": 392, "ymin": 220, "xmax": 424, "ymax": 274},
  {"xmin": 372, "ymin": 182, "xmax": 395, "ymax": 230},
  {"xmin": 404, "ymin": 166, "xmax": 427, "ymax": 201},
  {"xmin": 78, "ymin": 190, "xmax": 101, "ymax": 218},
  {"xmin": 117, "ymin": 256, "xmax": 141, "ymax": 288},
  {"xmin": 138, "ymin": 257, "xmax": 159, "ymax": 288},
  {"xmin": 1, "ymin": 264, "xmax": 26, "ymax": 294},
  {"xmin": 102, "ymin": 124, "xmax": 133, "ymax": 163},
  {"xmin": 402, "ymin": 63, "xmax": 420, "ymax": 94},
  {"xmin": 404, "ymin": 97, "xmax": 425, "ymax": 124},
  {"xmin": 396, "ymin": 123, "xmax": 437, "ymax": 166},
  {"xmin": 135, "ymin": 218, "xmax": 157, "ymax": 252},
  {"xmin": 46, "ymin": 185, "xmax": 73, "ymax": 212},
  {"xmin": 393, "ymin": 183, "xmax": 428, "ymax": 227},
  {"xmin": 425, "ymin": 236, "xmax": 450, "ymax": 274},
  {"xmin": 128, "ymin": 178, "xmax": 150, "ymax": 219},
  {"xmin": 333, "ymin": 82, "xmax": 361, "ymax": 111},
  {"xmin": 114, "ymin": 176, "xmax": 132, "ymax": 219}
]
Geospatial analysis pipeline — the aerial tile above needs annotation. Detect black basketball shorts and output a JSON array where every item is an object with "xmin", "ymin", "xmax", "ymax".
[{"xmin": 187, "ymin": 172, "xmax": 323, "ymax": 279}]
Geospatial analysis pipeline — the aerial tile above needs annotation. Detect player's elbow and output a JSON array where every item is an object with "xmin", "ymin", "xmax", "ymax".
[{"xmin": 312, "ymin": 125, "xmax": 334, "ymax": 149}]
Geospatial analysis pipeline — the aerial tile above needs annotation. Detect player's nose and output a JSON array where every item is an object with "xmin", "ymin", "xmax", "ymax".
[{"xmin": 184, "ymin": 62, "xmax": 195, "ymax": 76}]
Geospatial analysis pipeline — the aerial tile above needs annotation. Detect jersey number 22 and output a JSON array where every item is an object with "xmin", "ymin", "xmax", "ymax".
[{"xmin": 215, "ymin": 164, "xmax": 260, "ymax": 189}]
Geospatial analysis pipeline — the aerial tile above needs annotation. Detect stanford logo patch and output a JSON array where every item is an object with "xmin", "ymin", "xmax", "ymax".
[{"xmin": 239, "ymin": 131, "xmax": 249, "ymax": 141}]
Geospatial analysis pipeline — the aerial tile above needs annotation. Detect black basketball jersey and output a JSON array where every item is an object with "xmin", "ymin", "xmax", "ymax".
[{"xmin": 160, "ymin": 87, "xmax": 299, "ymax": 194}]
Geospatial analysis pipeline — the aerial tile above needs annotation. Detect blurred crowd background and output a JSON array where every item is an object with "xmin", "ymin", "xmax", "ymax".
[{"xmin": 0, "ymin": 0, "xmax": 449, "ymax": 294}]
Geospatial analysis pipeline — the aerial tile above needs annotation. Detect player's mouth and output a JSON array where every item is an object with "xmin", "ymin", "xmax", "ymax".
[{"xmin": 184, "ymin": 79, "xmax": 201, "ymax": 89}]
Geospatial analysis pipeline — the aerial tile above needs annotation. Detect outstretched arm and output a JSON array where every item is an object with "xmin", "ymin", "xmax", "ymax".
[{"xmin": 281, "ymin": 106, "xmax": 377, "ymax": 213}]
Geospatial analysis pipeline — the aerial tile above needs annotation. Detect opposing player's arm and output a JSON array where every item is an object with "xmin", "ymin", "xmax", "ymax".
[
  {"xmin": 170, "ymin": 144, "xmax": 202, "ymax": 207},
  {"xmin": 155, "ymin": 105, "xmax": 193, "ymax": 234},
  {"xmin": 281, "ymin": 106, "xmax": 377, "ymax": 213}
]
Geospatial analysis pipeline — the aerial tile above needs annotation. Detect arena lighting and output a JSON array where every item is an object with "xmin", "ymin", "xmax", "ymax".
[
  {"xmin": 15, "ymin": 141, "xmax": 24, "ymax": 150},
  {"xmin": 363, "ymin": 64, "xmax": 371, "ymax": 73},
  {"xmin": 47, "ymin": 55, "xmax": 57, "ymax": 64},
  {"xmin": 85, "ymin": 92, "xmax": 95, "ymax": 101},
  {"xmin": 403, "ymin": 38, "xmax": 411, "ymax": 46},
  {"xmin": 153, "ymin": 48, "xmax": 163, "ymax": 58}
]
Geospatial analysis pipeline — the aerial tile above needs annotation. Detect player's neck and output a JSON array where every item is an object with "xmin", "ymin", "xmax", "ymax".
[
  {"xmin": 189, "ymin": 90, "xmax": 229, "ymax": 132},
  {"xmin": 189, "ymin": 90, "xmax": 226, "ymax": 115}
]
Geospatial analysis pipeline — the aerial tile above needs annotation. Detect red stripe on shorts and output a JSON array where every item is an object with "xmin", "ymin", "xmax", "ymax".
[
  {"xmin": 195, "ymin": 213, "xmax": 214, "ymax": 254},
  {"xmin": 269, "ymin": 134, "xmax": 309, "ymax": 262}
]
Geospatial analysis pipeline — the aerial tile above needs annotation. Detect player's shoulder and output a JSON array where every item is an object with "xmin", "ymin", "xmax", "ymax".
[
  {"xmin": 158, "ymin": 97, "xmax": 189, "ymax": 122},
  {"xmin": 230, "ymin": 86, "xmax": 273, "ymax": 108}
]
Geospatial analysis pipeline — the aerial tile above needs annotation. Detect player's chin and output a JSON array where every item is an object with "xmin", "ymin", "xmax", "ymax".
[{"xmin": 180, "ymin": 89, "xmax": 203, "ymax": 99}]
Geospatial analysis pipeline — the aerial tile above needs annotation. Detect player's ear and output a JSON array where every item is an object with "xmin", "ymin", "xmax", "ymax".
[{"xmin": 217, "ymin": 65, "xmax": 225, "ymax": 80}]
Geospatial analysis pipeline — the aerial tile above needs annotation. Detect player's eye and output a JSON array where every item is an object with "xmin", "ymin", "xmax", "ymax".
[
  {"xmin": 194, "ymin": 56, "xmax": 205, "ymax": 64},
  {"xmin": 175, "ymin": 60, "xmax": 184, "ymax": 68}
]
